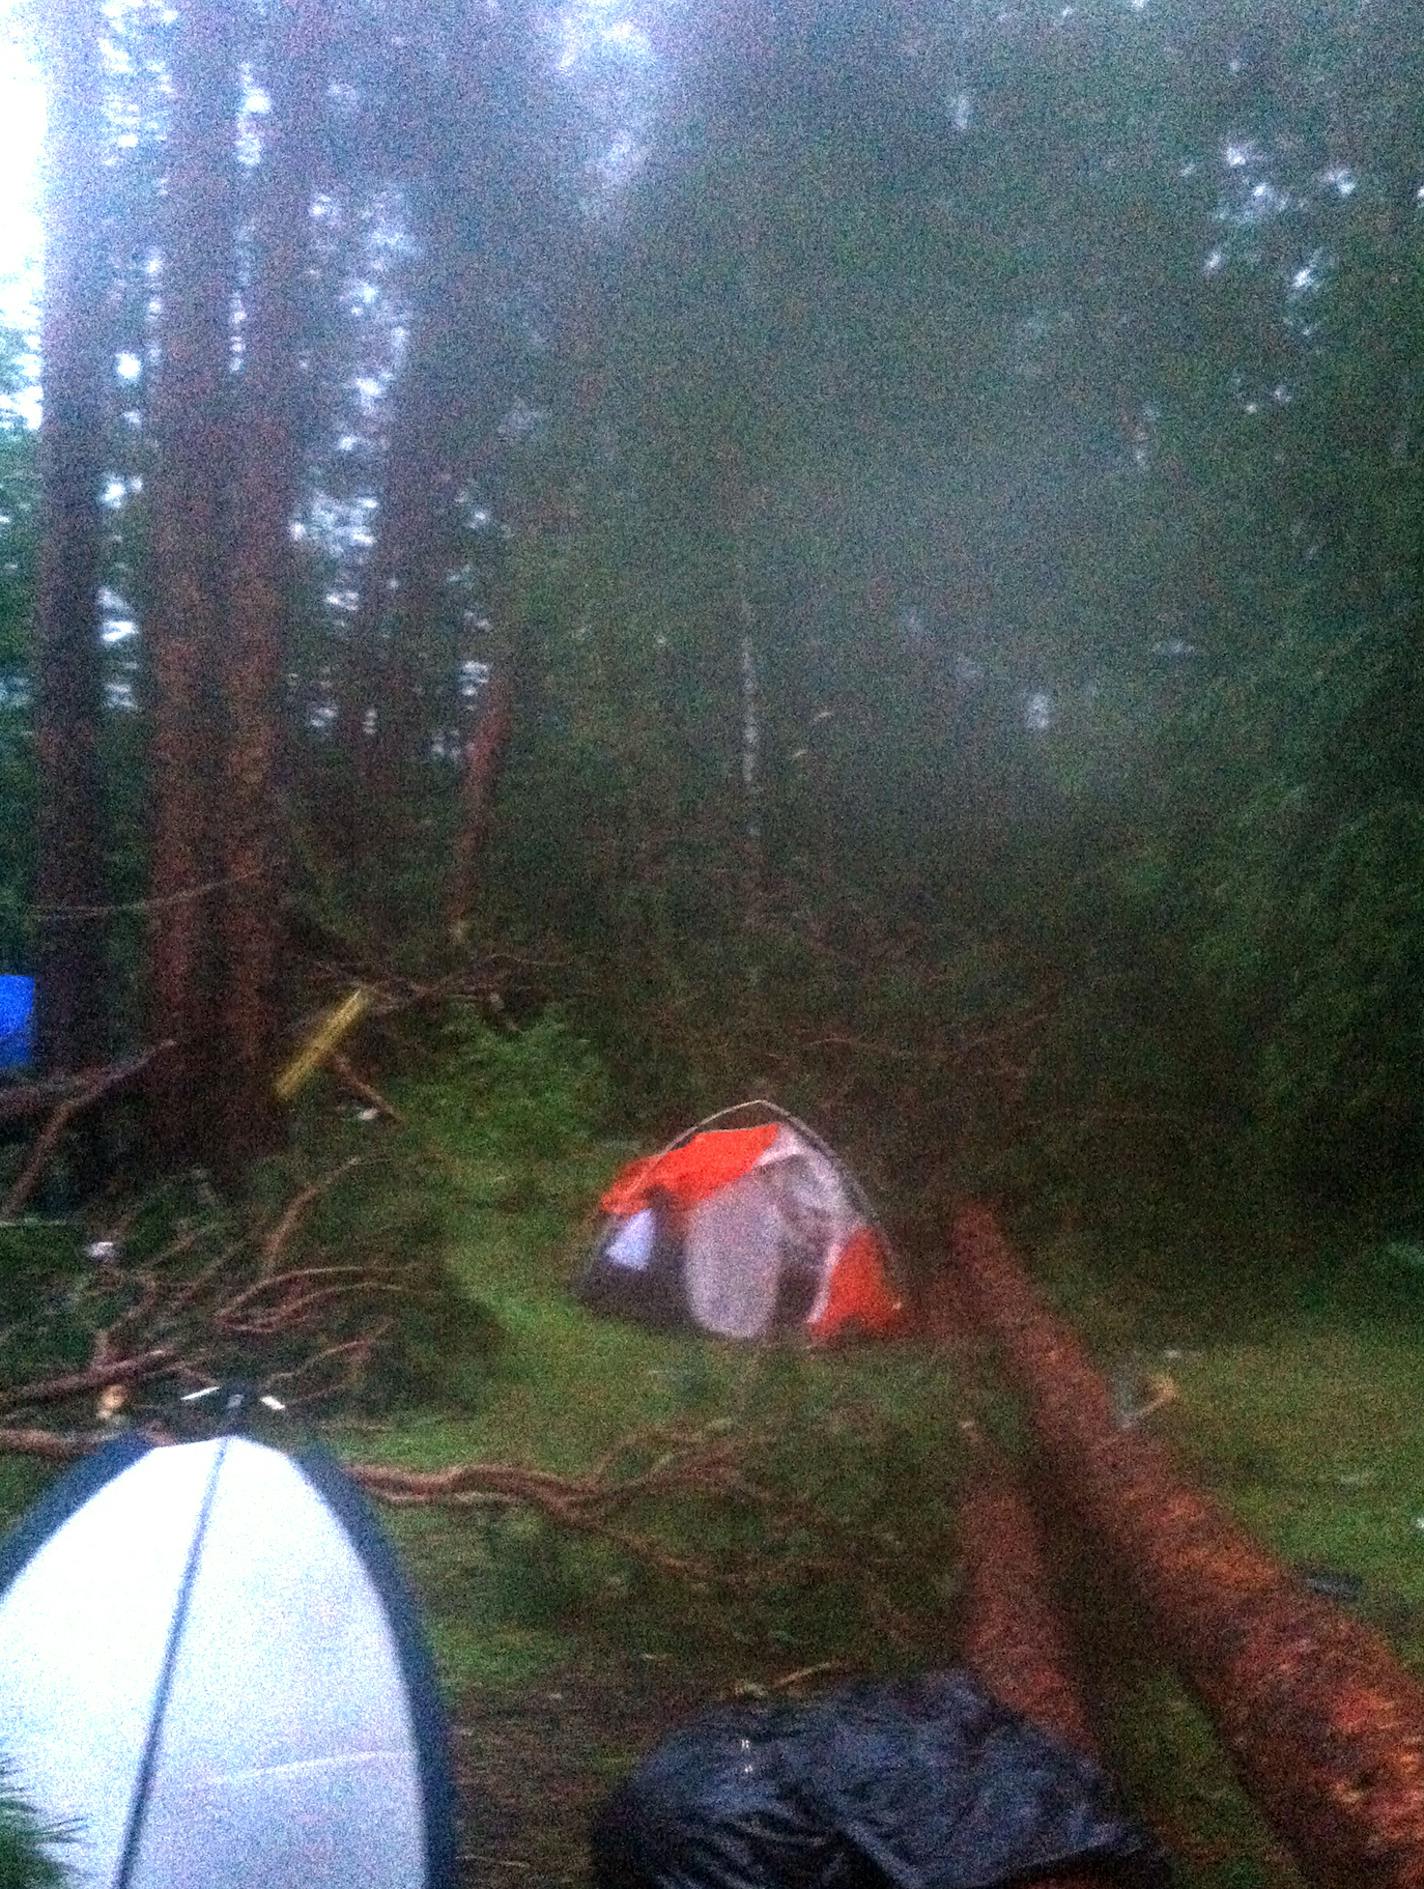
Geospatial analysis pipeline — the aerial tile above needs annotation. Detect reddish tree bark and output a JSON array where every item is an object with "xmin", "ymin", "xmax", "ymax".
[
  {"xmin": 447, "ymin": 664, "xmax": 513, "ymax": 943},
  {"xmin": 143, "ymin": 0, "xmax": 238, "ymax": 1161},
  {"xmin": 959, "ymin": 1457, "xmax": 1105, "ymax": 1889},
  {"xmin": 218, "ymin": 0, "xmax": 327, "ymax": 1159},
  {"xmin": 953, "ymin": 1202, "xmax": 1424, "ymax": 1889},
  {"xmin": 959, "ymin": 1459, "xmax": 1098, "ymax": 1756},
  {"xmin": 33, "ymin": 0, "xmax": 108, "ymax": 1079}
]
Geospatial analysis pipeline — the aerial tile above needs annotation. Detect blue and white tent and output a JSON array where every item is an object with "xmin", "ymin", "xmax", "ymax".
[{"xmin": 0, "ymin": 1433, "xmax": 456, "ymax": 1889}]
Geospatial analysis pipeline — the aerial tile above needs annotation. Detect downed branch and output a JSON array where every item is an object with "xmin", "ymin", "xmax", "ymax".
[
  {"xmin": 258, "ymin": 1155, "xmax": 364, "ymax": 1275},
  {"xmin": 0, "ymin": 1426, "xmax": 98, "ymax": 1462},
  {"xmin": 0, "ymin": 1046, "xmax": 160, "ymax": 1129},
  {"xmin": 0, "ymin": 1412, "xmax": 915, "ymax": 1610},
  {"xmin": 1, "ymin": 1045, "xmax": 166, "ymax": 1216},
  {"xmin": 953, "ymin": 1202, "xmax": 1424, "ymax": 1889},
  {"xmin": 328, "ymin": 1054, "xmax": 406, "ymax": 1125},
  {"xmin": 350, "ymin": 1426, "xmax": 785, "ymax": 1587},
  {"xmin": 0, "ymin": 1350, "xmax": 176, "ymax": 1417}
]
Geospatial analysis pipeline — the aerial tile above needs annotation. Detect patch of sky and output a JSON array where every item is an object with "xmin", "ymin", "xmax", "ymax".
[
  {"xmin": 595, "ymin": 128, "xmax": 645, "ymax": 188},
  {"xmin": 308, "ymin": 491, "xmax": 380, "ymax": 557},
  {"xmin": 499, "ymin": 400, "xmax": 550, "ymax": 441},
  {"xmin": 237, "ymin": 69, "xmax": 272, "ymax": 168},
  {"xmin": 1290, "ymin": 249, "xmax": 1328, "ymax": 296},
  {"xmin": 0, "ymin": 3, "xmax": 43, "ymax": 396},
  {"xmin": 558, "ymin": 1, "xmax": 654, "ymax": 74},
  {"xmin": 351, "ymin": 373, "xmax": 388, "ymax": 414},
  {"xmin": 1025, "ymin": 691, "xmax": 1053, "ymax": 731},
  {"xmin": 100, "ymin": 586, "xmax": 137, "ymax": 642},
  {"xmin": 1321, "ymin": 165, "xmax": 1357, "ymax": 198},
  {"xmin": 1239, "ymin": 179, "xmax": 1289, "ymax": 223}
]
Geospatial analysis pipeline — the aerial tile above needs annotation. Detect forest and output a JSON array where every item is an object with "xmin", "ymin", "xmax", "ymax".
[{"xmin": 1, "ymin": 0, "xmax": 1423, "ymax": 1885}]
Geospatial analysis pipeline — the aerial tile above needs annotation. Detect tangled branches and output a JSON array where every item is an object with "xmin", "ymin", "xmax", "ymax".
[
  {"xmin": 0, "ymin": 1156, "xmax": 406, "ymax": 1425},
  {"xmin": 0, "ymin": 1409, "xmax": 926, "ymax": 1646}
]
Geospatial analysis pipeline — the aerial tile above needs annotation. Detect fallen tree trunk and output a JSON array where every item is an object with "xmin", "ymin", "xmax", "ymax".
[
  {"xmin": 952, "ymin": 1202, "xmax": 1424, "ymax": 1889},
  {"xmin": 959, "ymin": 1456, "xmax": 1105, "ymax": 1889},
  {"xmin": 960, "ymin": 1456, "xmax": 1096, "ymax": 1756}
]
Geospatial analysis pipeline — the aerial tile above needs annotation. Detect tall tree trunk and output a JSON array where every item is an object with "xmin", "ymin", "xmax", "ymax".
[
  {"xmin": 732, "ymin": 539, "xmax": 763, "ymax": 944},
  {"xmin": 143, "ymin": 0, "xmax": 237, "ymax": 1163},
  {"xmin": 332, "ymin": 190, "xmax": 465, "ymax": 850},
  {"xmin": 336, "ymin": 177, "xmax": 504, "ymax": 882},
  {"xmin": 33, "ymin": 0, "xmax": 109, "ymax": 1081},
  {"xmin": 218, "ymin": 0, "xmax": 326, "ymax": 1161},
  {"xmin": 448, "ymin": 664, "xmax": 514, "ymax": 945}
]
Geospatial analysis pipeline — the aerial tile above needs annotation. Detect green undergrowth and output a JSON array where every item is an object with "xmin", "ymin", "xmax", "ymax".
[
  {"xmin": 325, "ymin": 1117, "xmax": 969, "ymax": 1698},
  {"xmin": 0, "ymin": 1769, "xmax": 69, "ymax": 1889}
]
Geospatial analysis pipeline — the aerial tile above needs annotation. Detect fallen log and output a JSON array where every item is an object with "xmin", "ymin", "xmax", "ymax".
[
  {"xmin": 960, "ymin": 1456, "xmax": 1097, "ymax": 1756},
  {"xmin": 959, "ymin": 1456, "xmax": 1104, "ymax": 1889},
  {"xmin": 952, "ymin": 1202, "xmax": 1424, "ymax": 1889}
]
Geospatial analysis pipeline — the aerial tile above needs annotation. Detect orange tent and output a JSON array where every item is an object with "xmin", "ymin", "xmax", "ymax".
[{"xmin": 578, "ymin": 1102, "xmax": 906, "ymax": 1344}]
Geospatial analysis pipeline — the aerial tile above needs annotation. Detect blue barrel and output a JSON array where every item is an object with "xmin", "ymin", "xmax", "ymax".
[{"xmin": 0, "ymin": 973, "xmax": 35, "ymax": 1072}]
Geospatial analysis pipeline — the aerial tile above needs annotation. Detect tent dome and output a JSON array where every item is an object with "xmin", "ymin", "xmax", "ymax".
[
  {"xmin": 0, "ymin": 1433, "xmax": 455, "ymax": 1889},
  {"xmin": 578, "ymin": 1101, "xmax": 906, "ymax": 1344}
]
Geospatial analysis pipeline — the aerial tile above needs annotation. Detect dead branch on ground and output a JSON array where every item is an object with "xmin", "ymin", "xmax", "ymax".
[{"xmin": 1, "ymin": 1045, "xmax": 168, "ymax": 1216}]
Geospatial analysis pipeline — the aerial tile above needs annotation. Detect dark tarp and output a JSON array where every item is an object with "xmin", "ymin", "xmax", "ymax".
[{"xmin": 591, "ymin": 1670, "xmax": 1171, "ymax": 1889}]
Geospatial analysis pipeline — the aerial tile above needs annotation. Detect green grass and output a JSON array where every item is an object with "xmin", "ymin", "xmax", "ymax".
[{"xmin": 318, "ymin": 1132, "xmax": 970, "ymax": 1702}]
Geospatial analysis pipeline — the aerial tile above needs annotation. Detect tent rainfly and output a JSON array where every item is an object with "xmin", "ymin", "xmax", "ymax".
[
  {"xmin": 577, "ymin": 1101, "xmax": 907, "ymax": 1343},
  {"xmin": 0, "ymin": 1432, "xmax": 455, "ymax": 1889}
]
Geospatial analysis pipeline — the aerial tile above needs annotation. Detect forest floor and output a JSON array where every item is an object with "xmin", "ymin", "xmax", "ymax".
[
  {"xmin": 330, "ymin": 1125, "xmax": 1424, "ymax": 1887},
  {"xmin": 5, "ymin": 1112, "xmax": 1424, "ymax": 1887}
]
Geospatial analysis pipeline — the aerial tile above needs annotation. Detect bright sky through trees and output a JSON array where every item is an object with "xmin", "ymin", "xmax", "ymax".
[{"xmin": 0, "ymin": 0, "xmax": 45, "ymax": 412}]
